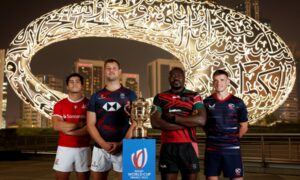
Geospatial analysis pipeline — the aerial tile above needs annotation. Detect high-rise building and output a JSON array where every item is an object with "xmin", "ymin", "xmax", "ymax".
[
  {"xmin": 275, "ymin": 85, "xmax": 299, "ymax": 123},
  {"xmin": 121, "ymin": 73, "xmax": 140, "ymax": 97},
  {"xmin": 235, "ymin": 0, "xmax": 260, "ymax": 21},
  {"xmin": 74, "ymin": 59, "xmax": 105, "ymax": 98},
  {"xmin": 21, "ymin": 75, "xmax": 63, "ymax": 128},
  {"xmin": 147, "ymin": 58, "xmax": 183, "ymax": 97},
  {"xmin": 0, "ymin": 49, "xmax": 8, "ymax": 129}
]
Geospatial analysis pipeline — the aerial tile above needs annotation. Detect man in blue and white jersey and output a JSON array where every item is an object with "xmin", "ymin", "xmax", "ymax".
[{"xmin": 203, "ymin": 69, "xmax": 248, "ymax": 180}]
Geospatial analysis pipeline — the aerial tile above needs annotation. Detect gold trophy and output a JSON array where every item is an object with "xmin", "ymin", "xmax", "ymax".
[{"xmin": 125, "ymin": 98, "xmax": 155, "ymax": 138}]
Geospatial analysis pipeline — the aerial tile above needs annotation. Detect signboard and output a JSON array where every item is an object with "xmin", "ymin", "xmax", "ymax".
[{"xmin": 123, "ymin": 139, "xmax": 156, "ymax": 180}]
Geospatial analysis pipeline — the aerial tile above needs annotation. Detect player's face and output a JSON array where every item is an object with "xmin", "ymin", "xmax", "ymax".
[
  {"xmin": 67, "ymin": 76, "xmax": 82, "ymax": 93},
  {"xmin": 169, "ymin": 69, "xmax": 185, "ymax": 90},
  {"xmin": 105, "ymin": 62, "xmax": 121, "ymax": 82},
  {"xmin": 213, "ymin": 74, "xmax": 230, "ymax": 93}
]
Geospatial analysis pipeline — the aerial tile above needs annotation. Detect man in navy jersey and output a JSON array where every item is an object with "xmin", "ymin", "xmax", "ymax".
[
  {"xmin": 151, "ymin": 67, "xmax": 206, "ymax": 180},
  {"xmin": 87, "ymin": 59, "xmax": 137, "ymax": 180},
  {"xmin": 203, "ymin": 70, "xmax": 248, "ymax": 180},
  {"xmin": 52, "ymin": 73, "xmax": 90, "ymax": 180}
]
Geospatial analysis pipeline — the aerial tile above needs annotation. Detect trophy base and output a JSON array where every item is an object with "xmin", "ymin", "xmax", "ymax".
[{"xmin": 132, "ymin": 127, "xmax": 147, "ymax": 138}]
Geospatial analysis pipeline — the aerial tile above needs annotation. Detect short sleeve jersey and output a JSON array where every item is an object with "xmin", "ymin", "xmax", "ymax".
[
  {"xmin": 203, "ymin": 94, "xmax": 248, "ymax": 154},
  {"xmin": 88, "ymin": 86, "xmax": 137, "ymax": 147},
  {"xmin": 153, "ymin": 88, "xmax": 205, "ymax": 143},
  {"xmin": 52, "ymin": 97, "xmax": 90, "ymax": 147}
]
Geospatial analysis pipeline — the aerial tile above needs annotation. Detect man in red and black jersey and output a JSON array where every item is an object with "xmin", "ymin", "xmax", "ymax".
[
  {"xmin": 151, "ymin": 67, "xmax": 206, "ymax": 180},
  {"xmin": 203, "ymin": 70, "xmax": 248, "ymax": 180},
  {"xmin": 52, "ymin": 73, "xmax": 91, "ymax": 180}
]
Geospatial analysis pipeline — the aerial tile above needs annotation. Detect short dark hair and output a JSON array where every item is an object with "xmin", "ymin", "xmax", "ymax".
[
  {"xmin": 66, "ymin": 73, "xmax": 84, "ymax": 85},
  {"xmin": 213, "ymin": 69, "xmax": 229, "ymax": 78},
  {"xmin": 169, "ymin": 67, "xmax": 185, "ymax": 76},
  {"xmin": 104, "ymin": 58, "xmax": 121, "ymax": 69}
]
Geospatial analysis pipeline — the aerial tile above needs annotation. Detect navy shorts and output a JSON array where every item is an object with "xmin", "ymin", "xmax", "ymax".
[
  {"xmin": 204, "ymin": 151, "xmax": 244, "ymax": 178},
  {"xmin": 159, "ymin": 143, "xmax": 200, "ymax": 174}
]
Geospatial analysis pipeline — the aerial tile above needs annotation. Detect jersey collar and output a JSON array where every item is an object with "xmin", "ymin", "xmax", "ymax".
[
  {"xmin": 67, "ymin": 96, "xmax": 84, "ymax": 103},
  {"xmin": 212, "ymin": 93, "xmax": 232, "ymax": 102}
]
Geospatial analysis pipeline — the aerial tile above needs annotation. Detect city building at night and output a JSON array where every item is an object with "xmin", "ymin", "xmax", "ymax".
[
  {"xmin": 121, "ymin": 73, "xmax": 140, "ymax": 97},
  {"xmin": 74, "ymin": 59, "xmax": 104, "ymax": 98},
  {"xmin": 20, "ymin": 75, "xmax": 63, "ymax": 128},
  {"xmin": 0, "ymin": 49, "xmax": 7, "ymax": 129},
  {"xmin": 275, "ymin": 85, "xmax": 299, "ymax": 123},
  {"xmin": 147, "ymin": 58, "xmax": 183, "ymax": 97}
]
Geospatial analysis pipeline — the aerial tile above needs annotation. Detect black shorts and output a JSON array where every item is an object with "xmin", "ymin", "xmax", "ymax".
[
  {"xmin": 159, "ymin": 143, "xmax": 200, "ymax": 174},
  {"xmin": 204, "ymin": 151, "xmax": 244, "ymax": 178}
]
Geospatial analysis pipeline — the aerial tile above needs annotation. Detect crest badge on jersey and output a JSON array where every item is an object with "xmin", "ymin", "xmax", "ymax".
[
  {"xmin": 120, "ymin": 93, "xmax": 126, "ymax": 99},
  {"xmin": 235, "ymin": 168, "xmax": 242, "ymax": 176},
  {"xmin": 228, "ymin": 103, "xmax": 235, "ymax": 110}
]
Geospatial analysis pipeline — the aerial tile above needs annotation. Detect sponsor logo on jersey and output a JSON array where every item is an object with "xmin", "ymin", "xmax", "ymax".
[
  {"xmin": 181, "ymin": 97, "xmax": 191, "ymax": 101},
  {"xmin": 208, "ymin": 104, "xmax": 215, "ymax": 110},
  {"xmin": 131, "ymin": 148, "xmax": 148, "ymax": 169},
  {"xmin": 98, "ymin": 94, "xmax": 105, "ymax": 100},
  {"xmin": 63, "ymin": 114, "xmax": 86, "ymax": 119},
  {"xmin": 172, "ymin": 95, "xmax": 180, "ymax": 99},
  {"xmin": 103, "ymin": 102, "xmax": 121, "ymax": 111}
]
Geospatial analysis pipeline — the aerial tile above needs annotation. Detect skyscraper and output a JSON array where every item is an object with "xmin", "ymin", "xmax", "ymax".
[
  {"xmin": 0, "ymin": 49, "xmax": 7, "ymax": 129},
  {"xmin": 235, "ymin": 0, "xmax": 260, "ymax": 21},
  {"xmin": 74, "ymin": 59, "xmax": 105, "ymax": 98},
  {"xmin": 275, "ymin": 85, "xmax": 299, "ymax": 123},
  {"xmin": 147, "ymin": 58, "xmax": 183, "ymax": 97},
  {"xmin": 21, "ymin": 75, "xmax": 63, "ymax": 128},
  {"xmin": 121, "ymin": 73, "xmax": 140, "ymax": 97}
]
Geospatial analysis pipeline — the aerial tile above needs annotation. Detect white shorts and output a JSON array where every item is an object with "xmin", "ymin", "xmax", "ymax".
[
  {"xmin": 91, "ymin": 146, "xmax": 122, "ymax": 172},
  {"xmin": 53, "ymin": 146, "xmax": 91, "ymax": 172}
]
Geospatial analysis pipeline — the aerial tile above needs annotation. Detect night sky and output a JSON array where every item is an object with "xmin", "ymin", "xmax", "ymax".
[{"xmin": 1, "ymin": 0, "xmax": 300, "ymax": 125}]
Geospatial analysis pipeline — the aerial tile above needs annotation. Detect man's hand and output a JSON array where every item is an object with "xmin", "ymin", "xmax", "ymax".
[
  {"xmin": 107, "ymin": 142, "xmax": 122, "ymax": 155},
  {"xmin": 102, "ymin": 142, "xmax": 113, "ymax": 152}
]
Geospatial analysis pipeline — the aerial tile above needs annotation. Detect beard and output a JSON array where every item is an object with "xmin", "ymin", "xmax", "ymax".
[
  {"xmin": 171, "ymin": 80, "xmax": 183, "ymax": 90},
  {"xmin": 106, "ymin": 76, "xmax": 118, "ymax": 81}
]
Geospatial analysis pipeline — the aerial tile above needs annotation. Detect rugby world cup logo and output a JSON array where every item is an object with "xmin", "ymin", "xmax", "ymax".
[{"xmin": 131, "ymin": 148, "xmax": 148, "ymax": 169}]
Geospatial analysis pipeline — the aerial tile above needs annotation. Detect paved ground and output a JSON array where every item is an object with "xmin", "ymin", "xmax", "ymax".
[{"xmin": 0, "ymin": 154, "xmax": 299, "ymax": 180}]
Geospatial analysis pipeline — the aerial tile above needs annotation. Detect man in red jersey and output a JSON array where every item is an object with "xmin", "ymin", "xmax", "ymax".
[
  {"xmin": 151, "ymin": 67, "xmax": 206, "ymax": 180},
  {"xmin": 52, "ymin": 73, "xmax": 91, "ymax": 180}
]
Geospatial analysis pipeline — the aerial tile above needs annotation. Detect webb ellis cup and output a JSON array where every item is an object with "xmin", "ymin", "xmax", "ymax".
[{"xmin": 125, "ymin": 98, "xmax": 155, "ymax": 138}]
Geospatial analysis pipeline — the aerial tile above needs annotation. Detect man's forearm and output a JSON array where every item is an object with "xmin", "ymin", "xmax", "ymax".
[
  {"xmin": 175, "ymin": 115, "xmax": 206, "ymax": 127},
  {"xmin": 53, "ymin": 119, "xmax": 81, "ymax": 133},
  {"xmin": 66, "ymin": 126, "xmax": 89, "ymax": 136}
]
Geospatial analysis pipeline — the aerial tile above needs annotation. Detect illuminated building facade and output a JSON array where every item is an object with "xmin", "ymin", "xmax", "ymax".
[
  {"xmin": 147, "ymin": 58, "xmax": 183, "ymax": 97},
  {"xmin": 74, "ymin": 59, "xmax": 104, "ymax": 98},
  {"xmin": 275, "ymin": 85, "xmax": 299, "ymax": 122},
  {"xmin": 121, "ymin": 73, "xmax": 140, "ymax": 97},
  {"xmin": 0, "ymin": 49, "xmax": 7, "ymax": 129},
  {"xmin": 4, "ymin": 0, "xmax": 295, "ymax": 124}
]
